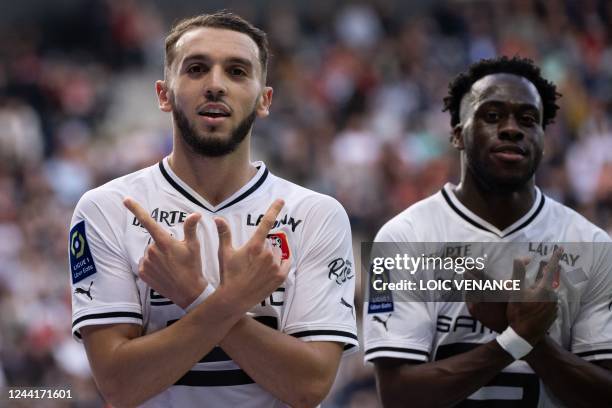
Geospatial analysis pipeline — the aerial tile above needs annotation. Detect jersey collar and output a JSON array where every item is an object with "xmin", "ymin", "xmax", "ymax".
[
  {"xmin": 441, "ymin": 182, "xmax": 545, "ymax": 238},
  {"xmin": 158, "ymin": 157, "xmax": 270, "ymax": 213}
]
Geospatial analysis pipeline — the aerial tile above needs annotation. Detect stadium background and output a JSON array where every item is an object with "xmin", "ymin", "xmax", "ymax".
[{"xmin": 0, "ymin": 0, "xmax": 611, "ymax": 406}]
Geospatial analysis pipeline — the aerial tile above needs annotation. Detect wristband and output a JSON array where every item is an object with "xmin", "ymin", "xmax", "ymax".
[
  {"xmin": 496, "ymin": 326, "xmax": 533, "ymax": 360},
  {"xmin": 184, "ymin": 284, "xmax": 216, "ymax": 312}
]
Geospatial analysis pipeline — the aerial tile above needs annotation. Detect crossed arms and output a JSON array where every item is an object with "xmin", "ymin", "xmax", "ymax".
[
  {"xmin": 80, "ymin": 198, "xmax": 344, "ymax": 408},
  {"xmin": 374, "ymin": 251, "xmax": 612, "ymax": 407}
]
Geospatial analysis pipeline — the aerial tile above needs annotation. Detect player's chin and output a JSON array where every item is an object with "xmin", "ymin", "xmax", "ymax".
[
  {"xmin": 197, "ymin": 126, "xmax": 231, "ymax": 141},
  {"xmin": 488, "ymin": 156, "xmax": 534, "ymax": 175},
  {"xmin": 488, "ymin": 171, "xmax": 533, "ymax": 191}
]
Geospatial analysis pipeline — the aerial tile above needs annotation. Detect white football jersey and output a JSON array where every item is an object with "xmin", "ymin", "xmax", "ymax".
[
  {"xmin": 364, "ymin": 183, "xmax": 612, "ymax": 408},
  {"xmin": 69, "ymin": 157, "xmax": 358, "ymax": 408}
]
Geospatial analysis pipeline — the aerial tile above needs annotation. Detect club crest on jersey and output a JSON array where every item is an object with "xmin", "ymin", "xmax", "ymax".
[
  {"xmin": 70, "ymin": 220, "xmax": 97, "ymax": 284},
  {"xmin": 267, "ymin": 232, "xmax": 290, "ymax": 260}
]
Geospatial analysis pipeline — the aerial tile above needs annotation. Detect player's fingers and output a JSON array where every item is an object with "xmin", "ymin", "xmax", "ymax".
[
  {"xmin": 463, "ymin": 268, "xmax": 480, "ymax": 302},
  {"xmin": 251, "ymin": 199, "xmax": 284, "ymax": 244},
  {"xmin": 270, "ymin": 240, "xmax": 282, "ymax": 264},
  {"xmin": 540, "ymin": 247, "xmax": 564, "ymax": 289},
  {"xmin": 214, "ymin": 217, "xmax": 233, "ymax": 255},
  {"xmin": 511, "ymin": 257, "xmax": 530, "ymax": 291},
  {"xmin": 466, "ymin": 265, "xmax": 488, "ymax": 282},
  {"xmin": 183, "ymin": 213, "xmax": 201, "ymax": 246},
  {"xmin": 279, "ymin": 254, "xmax": 291, "ymax": 277},
  {"xmin": 124, "ymin": 197, "xmax": 170, "ymax": 245}
]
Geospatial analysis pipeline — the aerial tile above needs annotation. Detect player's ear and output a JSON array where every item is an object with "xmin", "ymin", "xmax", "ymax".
[
  {"xmin": 156, "ymin": 80, "xmax": 172, "ymax": 113},
  {"xmin": 256, "ymin": 86, "xmax": 273, "ymax": 118},
  {"xmin": 451, "ymin": 125, "xmax": 465, "ymax": 150}
]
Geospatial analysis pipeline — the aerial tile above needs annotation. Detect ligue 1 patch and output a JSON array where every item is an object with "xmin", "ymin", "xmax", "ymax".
[
  {"xmin": 367, "ymin": 264, "xmax": 394, "ymax": 314},
  {"xmin": 70, "ymin": 220, "xmax": 97, "ymax": 284},
  {"xmin": 368, "ymin": 301, "xmax": 394, "ymax": 314},
  {"xmin": 267, "ymin": 232, "xmax": 290, "ymax": 260}
]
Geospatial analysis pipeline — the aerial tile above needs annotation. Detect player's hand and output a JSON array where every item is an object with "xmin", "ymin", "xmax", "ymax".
[
  {"xmin": 465, "ymin": 268, "xmax": 508, "ymax": 333},
  {"xmin": 467, "ymin": 301, "xmax": 508, "ymax": 333},
  {"xmin": 506, "ymin": 248, "xmax": 563, "ymax": 346},
  {"xmin": 124, "ymin": 197, "xmax": 208, "ymax": 309},
  {"xmin": 214, "ymin": 199, "xmax": 291, "ymax": 314}
]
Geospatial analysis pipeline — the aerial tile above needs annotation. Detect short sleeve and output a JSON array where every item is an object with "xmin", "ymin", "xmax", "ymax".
[
  {"xmin": 363, "ymin": 219, "xmax": 436, "ymax": 363},
  {"xmin": 363, "ymin": 300, "xmax": 435, "ymax": 363},
  {"xmin": 281, "ymin": 196, "xmax": 358, "ymax": 354},
  {"xmin": 571, "ymin": 241, "xmax": 612, "ymax": 362},
  {"xmin": 69, "ymin": 189, "xmax": 143, "ymax": 341}
]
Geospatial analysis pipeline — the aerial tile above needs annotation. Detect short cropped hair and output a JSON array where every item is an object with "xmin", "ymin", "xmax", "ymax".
[
  {"xmin": 443, "ymin": 56, "xmax": 560, "ymax": 129},
  {"xmin": 164, "ymin": 11, "xmax": 269, "ymax": 79}
]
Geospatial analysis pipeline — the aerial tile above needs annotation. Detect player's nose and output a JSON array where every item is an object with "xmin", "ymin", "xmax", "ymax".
[
  {"xmin": 498, "ymin": 115, "xmax": 524, "ymax": 141},
  {"xmin": 204, "ymin": 66, "xmax": 227, "ymax": 100}
]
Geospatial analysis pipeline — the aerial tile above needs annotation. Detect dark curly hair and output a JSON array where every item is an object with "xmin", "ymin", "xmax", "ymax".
[{"xmin": 443, "ymin": 56, "xmax": 560, "ymax": 129}]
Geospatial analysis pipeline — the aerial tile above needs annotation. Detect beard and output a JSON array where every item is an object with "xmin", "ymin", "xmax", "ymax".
[
  {"xmin": 172, "ymin": 103, "xmax": 257, "ymax": 158},
  {"xmin": 465, "ymin": 146, "xmax": 542, "ymax": 193}
]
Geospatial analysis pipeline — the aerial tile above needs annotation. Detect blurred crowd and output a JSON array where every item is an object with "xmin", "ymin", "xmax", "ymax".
[{"xmin": 1, "ymin": 0, "xmax": 611, "ymax": 406}]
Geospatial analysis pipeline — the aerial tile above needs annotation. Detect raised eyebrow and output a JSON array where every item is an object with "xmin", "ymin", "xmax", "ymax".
[
  {"xmin": 178, "ymin": 54, "xmax": 211, "ymax": 72},
  {"xmin": 475, "ymin": 100, "xmax": 505, "ymax": 111},
  {"xmin": 477, "ymin": 100, "xmax": 540, "ymax": 112},
  {"xmin": 225, "ymin": 57, "xmax": 253, "ymax": 71},
  {"xmin": 517, "ymin": 103, "xmax": 541, "ymax": 113},
  {"xmin": 180, "ymin": 54, "xmax": 253, "ymax": 69}
]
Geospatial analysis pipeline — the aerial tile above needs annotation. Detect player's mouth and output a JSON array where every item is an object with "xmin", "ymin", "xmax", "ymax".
[
  {"xmin": 198, "ymin": 103, "xmax": 231, "ymax": 125},
  {"xmin": 490, "ymin": 144, "xmax": 527, "ymax": 163}
]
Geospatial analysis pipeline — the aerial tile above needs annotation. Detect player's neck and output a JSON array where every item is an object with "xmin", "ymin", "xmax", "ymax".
[
  {"xmin": 453, "ymin": 177, "xmax": 537, "ymax": 231},
  {"xmin": 168, "ymin": 139, "xmax": 258, "ymax": 207}
]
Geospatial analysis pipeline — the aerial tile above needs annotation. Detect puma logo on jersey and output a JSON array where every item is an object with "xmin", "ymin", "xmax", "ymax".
[
  {"xmin": 340, "ymin": 297, "xmax": 354, "ymax": 317},
  {"xmin": 75, "ymin": 281, "xmax": 94, "ymax": 300},
  {"xmin": 372, "ymin": 314, "xmax": 391, "ymax": 331}
]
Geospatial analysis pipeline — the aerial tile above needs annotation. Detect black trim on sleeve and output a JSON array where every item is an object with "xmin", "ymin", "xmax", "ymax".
[
  {"xmin": 290, "ymin": 330, "xmax": 358, "ymax": 340},
  {"xmin": 175, "ymin": 369, "xmax": 255, "ymax": 387},
  {"xmin": 575, "ymin": 349, "xmax": 612, "ymax": 358},
  {"xmin": 72, "ymin": 311, "xmax": 143, "ymax": 328},
  {"xmin": 151, "ymin": 300, "xmax": 174, "ymax": 306},
  {"xmin": 159, "ymin": 161, "xmax": 269, "ymax": 213},
  {"xmin": 365, "ymin": 346, "xmax": 429, "ymax": 358}
]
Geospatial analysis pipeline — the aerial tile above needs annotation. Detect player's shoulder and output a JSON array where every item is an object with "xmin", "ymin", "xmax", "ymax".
[
  {"xmin": 375, "ymin": 191, "xmax": 444, "ymax": 242},
  {"xmin": 74, "ymin": 164, "xmax": 158, "ymax": 218},
  {"xmin": 543, "ymin": 194, "xmax": 611, "ymax": 242}
]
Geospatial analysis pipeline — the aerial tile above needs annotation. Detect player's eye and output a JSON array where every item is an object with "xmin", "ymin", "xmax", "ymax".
[
  {"xmin": 229, "ymin": 66, "xmax": 247, "ymax": 77},
  {"xmin": 187, "ymin": 64, "xmax": 205, "ymax": 74},
  {"xmin": 520, "ymin": 113, "xmax": 537, "ymax": 126},
  {"xmin": 484, "ymin": 110, "xmax": 501, "ymax": 123}
]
